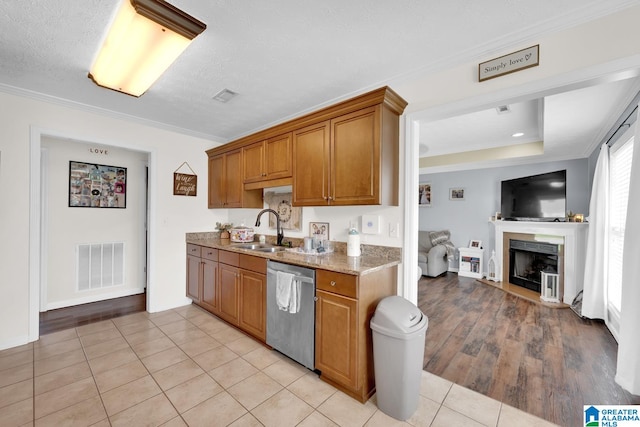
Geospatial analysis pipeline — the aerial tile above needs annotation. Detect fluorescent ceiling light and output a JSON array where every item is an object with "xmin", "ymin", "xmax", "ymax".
[{"xmin": 89, "ymin": 0, "xmax": 206, "ymax": 97}]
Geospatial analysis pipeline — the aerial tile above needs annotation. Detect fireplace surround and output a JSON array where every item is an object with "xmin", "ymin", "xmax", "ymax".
[{"xmin": 492, "ymin": 221, "xmax": 588, "ymax": 305}]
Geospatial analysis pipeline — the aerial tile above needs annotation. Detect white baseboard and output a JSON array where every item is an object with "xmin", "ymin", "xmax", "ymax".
[
  {"xmin": 0, "ymin": 334, "xmax": 31, "ymax": 351},
  {"xmin": 43, "ymin": 287, "xmax": 145, "ymax": 311},
  {"xmin": 148, "ymin": 298, "xmax": 192, "ymax": 314}
]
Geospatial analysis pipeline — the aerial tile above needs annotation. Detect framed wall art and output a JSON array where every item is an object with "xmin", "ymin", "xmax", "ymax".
[
  {"xmin": 449, "ymin": 187, "xmax": 465, "ymax": 201},
  {"xmin": 419, "ymin": 183, "xmax": 431, "ymax": 207},
  {"xmin": 69, "ymin": 161, "xmax": 126, "ymax": 208}
]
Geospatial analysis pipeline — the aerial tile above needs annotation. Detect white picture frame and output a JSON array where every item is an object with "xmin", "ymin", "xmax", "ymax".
[
  {"xmin": 449, "ymin": 187, "xmax": 465, "ymax": 200},
  {"xmin": 469, "ymin": 239, "xmax": 482, "ymax": 249}
]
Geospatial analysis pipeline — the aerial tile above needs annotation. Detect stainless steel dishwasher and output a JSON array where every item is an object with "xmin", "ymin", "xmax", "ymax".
[{"xmin": 266, "ymin": 260, "xmax": 316, "ymax": 370}]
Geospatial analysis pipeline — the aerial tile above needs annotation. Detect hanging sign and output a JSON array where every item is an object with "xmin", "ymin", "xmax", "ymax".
[
  {"xmin": 479, "ymin": 45, "xmax": 539, "ymax": 82},
  {"xmin": 173, "ymin": 162, "xmax": 197, "ymax": 196}
]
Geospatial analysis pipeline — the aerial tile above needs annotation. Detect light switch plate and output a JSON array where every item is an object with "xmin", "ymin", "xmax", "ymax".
[{"xmin": 361, "ymin": 215, "xmax": 380, "ymax": 234}]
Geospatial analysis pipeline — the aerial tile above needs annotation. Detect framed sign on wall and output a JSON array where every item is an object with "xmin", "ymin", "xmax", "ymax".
[{"xmin": 69, "ymin": 161, "xmax": 126, "ymax": 208}]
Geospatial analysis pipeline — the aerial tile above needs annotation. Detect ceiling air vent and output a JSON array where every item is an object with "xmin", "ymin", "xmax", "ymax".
[
  {"xmin": 496, "ymin": 105, "xmax": 511, "ymax": 114},
  {"xmin": 213, "ymin": 89, "xmax": 238, "ymax": 103}
]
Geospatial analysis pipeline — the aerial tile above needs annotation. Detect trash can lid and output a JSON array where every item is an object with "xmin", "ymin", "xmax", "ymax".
[{"xmin": 370, "ymin": 296, "xmax": 427, "ymax": 338}]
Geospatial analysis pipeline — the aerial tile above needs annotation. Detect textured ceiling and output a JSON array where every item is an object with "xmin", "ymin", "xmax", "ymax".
[{"xmin": 0, "ymin": 0, "xmax": 638, "ymax": 144}]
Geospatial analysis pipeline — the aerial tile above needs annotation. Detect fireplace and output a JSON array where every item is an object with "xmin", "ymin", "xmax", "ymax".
[{"xmin": 508, "ymin": 239, "xmax": 559, "ymax": 293}]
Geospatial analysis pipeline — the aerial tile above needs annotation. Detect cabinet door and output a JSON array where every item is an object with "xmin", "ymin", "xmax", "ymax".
[
  {"xmin": 242, "ymin": 141, "xmax": 265, "ymax": 183},
  {"xmin": 200, "ymin": 258, "xmax": 218, "ymax": 313},
  {"xmin": 224, "ymin": 150, "xmax": 243, "ymax": 208},
  {"xmin": 186, "ymin": 254, "xmax": 202, "ymax": 303},
  {"xmin": 315, "ymin": 290, "xmax": 358, "ymax": 389},
  {"xmin": 218, "ymin": 263, "xmax": 240, "ymax": 324},
  {"xmin": 208, "ymin": 154, "xmax": 225, "ymax": 208},
  {"xmin": 331, "ymin": 106, "xmax": 380, "ymax": 205},
  {"xmin": 264, "ymin": 133, "xmax": 292, "ymax": 180},
  {"xmin": 292, "ymin": 121, "xmax": 330, "ymax": 206},
  {"xmin": 239, "ymin": 270, "xmax": 266, "ymax": 341}
]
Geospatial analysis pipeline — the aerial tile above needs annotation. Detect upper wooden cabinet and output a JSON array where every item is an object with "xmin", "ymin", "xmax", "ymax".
[
  {"xmin": 206, "ymin": 86, "xmax": 406, "ymax": 208},
  {"xmin": 293, "ymin": 106, "xmax": 387, "ymax": 206},
  {"xmin": 242, "ymin": 132, "xmax": 292, "ymax": 186},
  {"xmin": 208, "ymin": 149, "xmax": 262, "ymax": 209}
]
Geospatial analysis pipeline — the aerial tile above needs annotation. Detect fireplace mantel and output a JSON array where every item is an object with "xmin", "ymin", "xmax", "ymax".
[{"xmin": 492, "ymin": 221, "xmax": 589, "ymax": 304}]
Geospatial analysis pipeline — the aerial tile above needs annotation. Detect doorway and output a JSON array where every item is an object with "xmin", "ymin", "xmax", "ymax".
[{"xmin": 30, "ymin": 131, "xmax": 153, "ymax": 340}]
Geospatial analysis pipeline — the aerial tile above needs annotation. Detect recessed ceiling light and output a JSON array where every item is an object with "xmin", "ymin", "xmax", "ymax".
[
  {"xmin": 496, "ymin": 105, "xmax": 511, "ymax": 114},
  {"xmin": 512, "ymin": 132, "xmax": 524, "ymax": 137},
  {"xmin": 213, "ymin": 89, "xmax": 238, "ymax": 103}
]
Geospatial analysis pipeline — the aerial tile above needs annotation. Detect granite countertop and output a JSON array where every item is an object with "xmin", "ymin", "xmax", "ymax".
[{"xmin": 186, "ymin": 233, "xmax": 401, "ymax": 276}]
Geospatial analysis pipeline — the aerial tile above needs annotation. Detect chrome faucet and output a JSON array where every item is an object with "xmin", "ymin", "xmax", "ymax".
[{"xmin": 255, "ymin": 209, "xmax": 284, "ymax": 246}]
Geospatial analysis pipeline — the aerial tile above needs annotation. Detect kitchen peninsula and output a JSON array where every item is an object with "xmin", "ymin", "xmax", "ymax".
[{"xmin": 185, "ymin": 232, "xmax": 401, "ymax": 403}]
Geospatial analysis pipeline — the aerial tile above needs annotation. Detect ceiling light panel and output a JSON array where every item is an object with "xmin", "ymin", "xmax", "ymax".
[{"xmin": 89, "ymin": 0, "xmax": 206, "ymax": 97}]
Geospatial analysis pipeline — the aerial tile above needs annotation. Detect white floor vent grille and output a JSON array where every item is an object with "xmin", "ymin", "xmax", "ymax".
[{"xmin": 77, "ymin": 242, "xmax": 124, "ymax": 290}]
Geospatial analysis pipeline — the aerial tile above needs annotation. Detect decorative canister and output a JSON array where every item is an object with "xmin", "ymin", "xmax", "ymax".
[
  {"xmin": 347, "ymin": 228, "xmax": 361, "ymax": 257},
  {"xmin": 230, "ymin": 227, "xmax": 255, "ymax": 243}
]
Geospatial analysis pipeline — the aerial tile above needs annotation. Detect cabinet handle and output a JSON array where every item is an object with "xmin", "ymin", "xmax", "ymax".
[
  {"xmin": 262, "ymin": 173, "xmax": 267, "ymax": 176},
  {"xmin": 328, "ymin": 196, "xmax": 333, "ymax": 201},
  {"xmin": 330, "ymin": 281, "xmax": 336, "ymax": 286}
]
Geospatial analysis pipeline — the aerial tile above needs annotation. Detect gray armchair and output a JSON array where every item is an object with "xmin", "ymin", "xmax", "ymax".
[{"xmin": 418, "ymin": 230, "xmax": 455, "ymax": 277}]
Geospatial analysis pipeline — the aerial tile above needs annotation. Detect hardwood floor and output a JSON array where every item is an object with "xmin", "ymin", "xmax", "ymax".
[
  {"xmin": 39, "ymin": 292, "xmax": 146, "ymax": 335},
  {"xmin": 418, "ymin": 272, "xmax": 640, "ymax": 426}
]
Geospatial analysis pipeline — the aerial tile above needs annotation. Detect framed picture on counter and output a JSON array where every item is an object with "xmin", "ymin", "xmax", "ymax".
[{"xmin": 309, "ymin": 222, "xmax": 329, "ymax": 241}]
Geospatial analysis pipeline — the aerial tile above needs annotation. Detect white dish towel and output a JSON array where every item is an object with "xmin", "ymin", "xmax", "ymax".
[{"xmin": 276, "ymin": 271, "xmax": 301, "ymax": 314}]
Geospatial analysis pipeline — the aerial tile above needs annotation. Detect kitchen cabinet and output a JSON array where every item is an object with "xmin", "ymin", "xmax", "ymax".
[
  {"xmin": 218, "ymin": 251, "xmax": 240, "ymax": 325},
  {"xmin": 292, "ymin": 104, "xmax": 396, "ymax": 206},
  {"xmin": 316, "ymin": 289, "xmax": 358, "ymax": 389},
  {"xmin": 186, "ymin": 245, "xmax": 202, "ymax": 303},
  {"xmin": 206, "ymin": 86, "xmax": 406, "ymax": 207},
  {"xmin": 216, "ymin": 250, "xmax": 267, "ymax": 341},
  {"xmin": 186, "ymin": 244, "xmax": 218, "ymax": 313},
  {"xmin": 315, "ymin": 266, "xmax": 396, "ymax": 402},
  {"xmin": 208, "ymin": 149, "xmax": 262, "ymax": 209},
  {"xmin": 242, "ymin": 132, "xmax": 292, "ymax": 186}
]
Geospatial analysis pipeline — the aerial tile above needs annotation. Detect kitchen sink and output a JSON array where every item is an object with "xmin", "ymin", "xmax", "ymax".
[
  {"xmin": 232, "ymin": 243, "xmax": 286, "ymax": 252},
  {"xmin": 255, "ymin": 246, "xmax": 286, "ymax": 253}
]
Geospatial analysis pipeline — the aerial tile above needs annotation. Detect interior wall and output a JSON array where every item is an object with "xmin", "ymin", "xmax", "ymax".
[
  {"xmin": 41, "ymin": 137, "xmax": 148, "ymax": 310},
  {"xmin": 418, "ymin": 158, "xmax": 589, "ymax": 271},
  {"xmin": 0, "ymin": 90, "xmax": 228, "ymax": 350}
]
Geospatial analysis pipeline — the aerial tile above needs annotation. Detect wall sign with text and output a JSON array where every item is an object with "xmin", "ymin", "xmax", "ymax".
[
  {"xmin": 479, "ymin": 45, "xmax": 539, "ymax": 82},
  {"xmin": 173, "ymin": 162, "xmax": 197, "ymax": 196}
]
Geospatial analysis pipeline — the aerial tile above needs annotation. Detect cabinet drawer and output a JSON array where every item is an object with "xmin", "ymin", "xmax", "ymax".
[
  {"xmin": 316, "ymin": 270, "xmax": 357, "ymax": 298},
  {"xmin": 187, "ymin": 244, "xmax": 201, "ymax": 257},
  {"xmin": 201, "ymin": 247, "xmax": 218, "ymax": 261},
  {"xmin": 239, "ymin": 254, "xmax": 266, "ymax": 274},
  {"xmin": 219, "ymin": 250, "xmax": 240, "ymax": 266}
]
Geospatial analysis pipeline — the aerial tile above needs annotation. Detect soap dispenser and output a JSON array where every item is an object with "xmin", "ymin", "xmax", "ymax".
[{"xmin": 347, "ymin": 228, "xmax": 361, "ymax": 257}]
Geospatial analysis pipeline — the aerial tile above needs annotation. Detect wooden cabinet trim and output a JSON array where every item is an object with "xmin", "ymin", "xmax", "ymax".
[
  {"xmin": 219, "ymin": 250, "xmax": 240, "ymax": 266},
  {"xmin": 206, "ymin": 87, "xmax": 406, "ymax": 157}
]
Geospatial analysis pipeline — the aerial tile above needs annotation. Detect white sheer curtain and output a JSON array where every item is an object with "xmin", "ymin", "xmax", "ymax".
[
  {"xmin": 581, "ymin": 144, "xmax": 609, "ymax": 319},
  {"xmin": 615, "ymin": 107, "xmax": 640, "ymax": 395}
]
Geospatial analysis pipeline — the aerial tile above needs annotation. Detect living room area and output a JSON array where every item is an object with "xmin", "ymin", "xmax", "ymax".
[{"xmin": 414, "ymin": 75, "xmax": 640, "ymax": 425}]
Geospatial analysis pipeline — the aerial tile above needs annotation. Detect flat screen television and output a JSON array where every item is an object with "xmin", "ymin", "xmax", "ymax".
[{"xmin": 500, "ymin": 170, "xmax": 567, "ymax": 221}]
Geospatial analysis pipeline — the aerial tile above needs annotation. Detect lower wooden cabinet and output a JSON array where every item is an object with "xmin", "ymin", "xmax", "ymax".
[
  {"xmin": 186, "ymin": 253, "xmax": 202, "ymax": 303},
  {"xmin": 186, "ymin": 244, "xmax": 219, "ymax": 313},
  {"xmin": 314, "ymin": 266, "xmax": 396, "ymax": 402},
  {"xmin": 315, "ymin": 289, "xmax": 358, "ymax": 389},
  {"xmin": 189, "ymin": 247, "xmax": 267, "ymax": 342},
  {"xmin": 239, "ymin": 269, "xmax": 266, "ymax": 341},
  {"xmin": 218, "ymin": 263, "xmax": 240, "ymax": 325}
]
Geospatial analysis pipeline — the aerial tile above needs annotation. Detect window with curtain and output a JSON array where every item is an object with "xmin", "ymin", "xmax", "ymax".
[{"xmin": 607, "ymin": 134, "xmax": 634, "ymax": 335}]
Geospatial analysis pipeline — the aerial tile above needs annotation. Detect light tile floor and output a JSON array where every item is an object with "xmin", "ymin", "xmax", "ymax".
[{"xmin": 0, "ymin": 305, "xmax": 559, "ymax": 426}]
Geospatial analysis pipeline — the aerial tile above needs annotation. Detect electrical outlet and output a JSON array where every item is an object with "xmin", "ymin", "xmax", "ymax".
[{"xmin": 389, "ymin": 223, "xmax": 399, "ymax": 238}]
